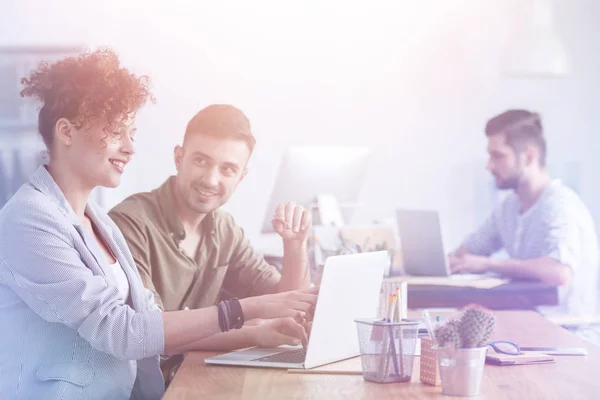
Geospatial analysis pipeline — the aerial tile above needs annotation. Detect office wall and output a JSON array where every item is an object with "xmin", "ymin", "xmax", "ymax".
[{"xmin": 1, "ymin": 0, "xmax": 599, "ymax": 249}]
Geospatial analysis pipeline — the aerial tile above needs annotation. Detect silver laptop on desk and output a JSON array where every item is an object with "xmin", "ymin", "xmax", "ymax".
[
  {"xmin": 204, "ymin": 251, "xmax": 387, "ymax": 370},
  {"xmin": 396, "ymin": 209, "xmax": 493, "ymax": 279}
]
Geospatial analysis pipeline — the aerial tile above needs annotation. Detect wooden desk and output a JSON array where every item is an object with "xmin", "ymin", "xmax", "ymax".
[
  {"xmin": 164, "ymin": 311, "xmax": 600, "ymax": 399},
  {"xmin": 408, "ymin": 281, "xmax": 558, "ymax": 310}
]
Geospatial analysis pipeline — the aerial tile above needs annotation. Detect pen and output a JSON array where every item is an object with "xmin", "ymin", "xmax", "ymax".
[
  {"xmin": 377, "ymin": 295, "xmax": 394, "ymax": 381},
  {"xmin": 422, "ymin": 310, "xmax": 436, "ymax": 342}
]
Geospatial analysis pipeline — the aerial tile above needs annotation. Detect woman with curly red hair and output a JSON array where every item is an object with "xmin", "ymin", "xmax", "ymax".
[{"xmin": 0, "ymin": 49, "xmax": 316, "ymax": 399}]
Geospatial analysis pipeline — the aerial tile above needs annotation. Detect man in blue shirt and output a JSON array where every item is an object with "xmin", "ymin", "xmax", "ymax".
[{"xmin": 450, "ymin": 109, "xmax": 599, "ymax": 319}]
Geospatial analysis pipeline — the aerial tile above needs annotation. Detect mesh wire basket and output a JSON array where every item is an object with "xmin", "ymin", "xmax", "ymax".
[{"xmin": 354, "ymin": 318, "xmax": 419, "ymax": 383}]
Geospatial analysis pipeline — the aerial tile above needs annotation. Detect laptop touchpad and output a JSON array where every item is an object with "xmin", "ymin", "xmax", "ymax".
[{"xmin": 217, "ymin": 346, "xmax": 300, "ymax": 361}]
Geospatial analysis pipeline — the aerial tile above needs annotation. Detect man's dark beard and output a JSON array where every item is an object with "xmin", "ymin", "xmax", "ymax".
[{"xmin": 495, "ymin": 174, "xmax": 521, "ymax": 190}]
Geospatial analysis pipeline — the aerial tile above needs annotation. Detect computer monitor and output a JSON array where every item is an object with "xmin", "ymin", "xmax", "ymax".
[{"xmin": 261, "ymin": 146, "xmax": 372, "ymax": 233}]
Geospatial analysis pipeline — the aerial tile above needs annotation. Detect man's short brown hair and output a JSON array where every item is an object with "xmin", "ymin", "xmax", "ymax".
[
  {"xmin": 485, "ymin": 109, "xmax": 546, "ymax": 167},
  {"xmin": 184, "ymin": 104, "xmax": 256, "ymax": 153}
]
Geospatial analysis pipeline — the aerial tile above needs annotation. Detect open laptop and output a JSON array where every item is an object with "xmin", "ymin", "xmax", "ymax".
[
  {"xmin": 396, "ymin": 209, "xmax": 493, "ymax": 279},
  {"xmin": 204, "ymin": 251, "xmax": 387, "ymax": 369}
]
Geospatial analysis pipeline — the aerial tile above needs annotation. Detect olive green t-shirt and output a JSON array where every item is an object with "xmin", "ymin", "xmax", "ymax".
[{"xmin": 109, "ymin": 177, "xmax": 281, "ymax": 311}]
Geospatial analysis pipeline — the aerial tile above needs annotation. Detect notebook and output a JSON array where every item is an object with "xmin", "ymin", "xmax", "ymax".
[{"xmin": 485, "ymin": 351, "xmax": 555, "ymax": 366}]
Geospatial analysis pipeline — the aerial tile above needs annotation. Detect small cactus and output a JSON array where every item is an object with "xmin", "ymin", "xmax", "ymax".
[
  {"xmin": 459, "ymin": 308, "xmax": 496, "ymax": 348},
  {"xmin": 434, "ymin": 308, "xmax": 495, "ymax": 349},
  {"xmin": 434, "ymin": 320, "xmax": 461, "ymax": 348}
]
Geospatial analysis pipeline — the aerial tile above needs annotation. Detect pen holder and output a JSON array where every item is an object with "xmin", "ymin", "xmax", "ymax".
[
  {"xmin": 354, "ymin": 318, "xmax": 419, "ymax": 383},
  {"xmin": 436, "ymin": 347, "xmax": 487, "ymax": 397},
  {"xmin": 420, "ymin": 338, "xmax": 441, "ymax": 386}
]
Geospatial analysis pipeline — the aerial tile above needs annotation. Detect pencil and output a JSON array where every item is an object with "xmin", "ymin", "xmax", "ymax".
[{"xmin": 387, "ymin": 295, "xmax": 400, "ymax": 377}]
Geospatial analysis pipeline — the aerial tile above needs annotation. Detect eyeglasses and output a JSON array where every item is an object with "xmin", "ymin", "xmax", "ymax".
[{"xmin": 487, "ymin": 340, "xmax": 520, "ymax": 355}]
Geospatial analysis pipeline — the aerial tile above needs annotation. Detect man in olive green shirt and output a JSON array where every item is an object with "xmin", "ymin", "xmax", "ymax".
[{"xmin": 109, "ymin": 104, "xmax": 312, "ymax": 353}]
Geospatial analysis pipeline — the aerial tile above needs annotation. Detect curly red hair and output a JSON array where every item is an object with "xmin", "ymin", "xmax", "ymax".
[{"xmin": 20, "ymin": 48, "xmax": 153, "ymax": 149}]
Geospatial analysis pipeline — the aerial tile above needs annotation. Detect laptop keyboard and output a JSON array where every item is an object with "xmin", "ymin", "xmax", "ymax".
[
  {"xmin": 448, "ymin": 273, "xmax": 484, "ymax": 280},
  {"xmin": 449, "ymin": 272, "xmax": 499, "ymax": 280},
  {"xmin": 253, "ymin": 348, "xmax": 307, "ymax": 364}
]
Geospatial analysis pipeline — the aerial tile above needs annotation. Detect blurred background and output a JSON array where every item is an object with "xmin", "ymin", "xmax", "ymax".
[{"xmin": 1, "ymin": 0, "xmax": 599, "ymax": 252}]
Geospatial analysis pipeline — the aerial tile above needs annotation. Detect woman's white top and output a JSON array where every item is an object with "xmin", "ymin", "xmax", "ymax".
[{"xmin": 111, "ymin": 259, "xmax": 130, "ymax": 300}]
